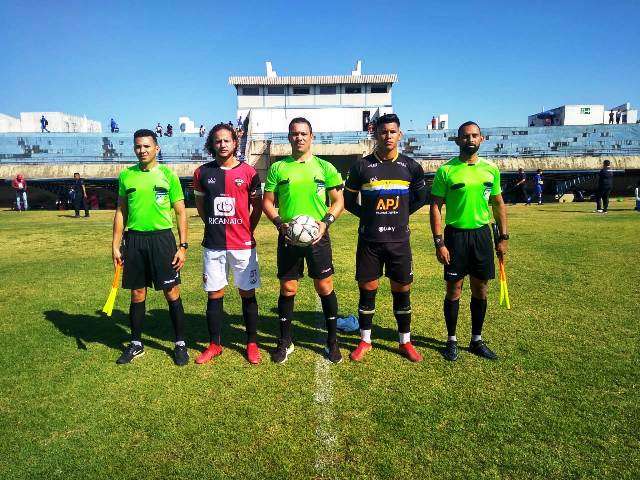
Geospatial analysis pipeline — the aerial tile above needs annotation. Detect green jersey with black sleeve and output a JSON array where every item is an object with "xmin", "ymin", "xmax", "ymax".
[
  {"xmin": 118, "ymin": 164, "xmax": 184, "ymax": 231},
  {"xmin": 264, "ymin": 155, "xmax": 343, "ymax": 222},
  {"xmin": 431, "ymin": 156, "xmax": 501, "ymax": 229}
]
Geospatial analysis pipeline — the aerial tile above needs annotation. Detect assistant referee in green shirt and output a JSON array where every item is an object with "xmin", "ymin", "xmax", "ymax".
[
  {"xmin": 112, "ymin": 129, "xmax": 189, "ymax": 366},
  {"xmin": 430, "ymin": 122, "xmax": 509, "ymax": 361}
]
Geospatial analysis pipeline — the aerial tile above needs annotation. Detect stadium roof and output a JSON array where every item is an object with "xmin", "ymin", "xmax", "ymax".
[{"xmin": 229, "ymin": 74, "xmax": 397, "ymax": 86}]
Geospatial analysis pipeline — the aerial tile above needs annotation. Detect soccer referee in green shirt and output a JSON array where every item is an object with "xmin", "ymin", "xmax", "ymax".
[
  {"xmin": 112, "ymin": 129, "xmax": 189, "ymax": 366},
  {"xmin": 263, "ymin": 118, "xmax": 344, "ymax": 364},
  {"xmin": 430, "ymin": 122, "xmax": 509, "ymax": 361}
]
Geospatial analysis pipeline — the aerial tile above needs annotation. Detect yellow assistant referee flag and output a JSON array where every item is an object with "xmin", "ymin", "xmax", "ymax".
[{"xmin": 102, "ymin": 263, "xmax": 122, "ymax": 316}]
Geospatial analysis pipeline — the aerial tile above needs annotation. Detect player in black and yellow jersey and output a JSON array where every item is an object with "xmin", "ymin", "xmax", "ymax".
[{"xmin": 344, "ymin": 113, "xmax": 427, "ymax": 362}]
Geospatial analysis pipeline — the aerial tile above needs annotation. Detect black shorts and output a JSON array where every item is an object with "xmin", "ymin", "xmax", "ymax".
[
  {"xmin": 277, "ymin": 233, "xmax": 334, "ymax": 280},
  {"xmin": 122, "ymin": 229, "xmax": 181, "ymax": 290},
  {"xmin": 443, "ymin": 224, "xmax": 495, "ymax": 282},
  {"xmin": 355, "ymin": 238, "xmax": 413, "ymax": 284}
]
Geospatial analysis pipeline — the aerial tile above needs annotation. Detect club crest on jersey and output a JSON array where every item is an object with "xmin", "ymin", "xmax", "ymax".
[
  {"xmin": 376, "ymin": 196, "xmax": 399, "ymax": 211},
  {"xmin": 214, "ymin": 196, "xmax": 236, "ymax": 216},
  {"xmin": 208, "ymin": 177, "xmax": 216, "ymax": 184},
  {"xmin": 234, "ymin": 178, "xmax": 244, "ymax": 187}
]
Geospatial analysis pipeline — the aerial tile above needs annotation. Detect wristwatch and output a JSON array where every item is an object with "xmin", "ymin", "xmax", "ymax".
[
  {"xmin": 498, "ymin": 234, "xmax": 510, "ymax": 241},
  {"xmin": 179, "ymin": 242, "xmax": 189, "ymax": 250},
  {"xmin": 322, "ymin": 213, "xmax": 336, "ymax": 227}
]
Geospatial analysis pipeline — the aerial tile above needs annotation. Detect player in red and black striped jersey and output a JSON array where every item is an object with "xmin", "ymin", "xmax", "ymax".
[
  {"xmin": 344, "ymin": 113, "xmax": 427, "ymax": 362},
  {"xmin": 193, "ymin": 123, "xmax": 263, "ymax": 364}
]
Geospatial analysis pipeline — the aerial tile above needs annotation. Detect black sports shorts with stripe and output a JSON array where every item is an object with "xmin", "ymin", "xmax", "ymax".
[
  {"xmin": 277, "ymin": 233, "xmax": 334, "ymax": 280},
  {"xmin": 122, "ymin": 229, "xmax": 181, "ymax": 290},
  {"xmin": 355, "ymin": 238, "xmax": 413, "ymax": 284},
  {"xmin": 443, "ymin": 224, "xmax": 495, "ymax": 282}
]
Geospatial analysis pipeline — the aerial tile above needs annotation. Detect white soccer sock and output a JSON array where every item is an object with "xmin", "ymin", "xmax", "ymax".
[
  {"xmin": 399, "ymin": 332, "xmax": 411, "ymax": 344},
  {"xmin": 175, "ymin": 340, "xmax": 186, "ymax": 347},
  {"xmin": 471, "ymin": 335, "xmax": 482, "ymax": 342},
  {"xmin": 360, "ymin": 329, "xmax": 372, "ymax": 343},
  {"xmin": 132, "ymin": 340, "xmax": 142, "ymax": 347},
  {"xmin": 448, "ymin": 335, "xmax": 457, "ymax": 342}
]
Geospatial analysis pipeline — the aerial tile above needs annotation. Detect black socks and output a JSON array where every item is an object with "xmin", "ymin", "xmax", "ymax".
[
  {"xmin": 242, "ymin": 296, "xmax": 258, "ymax": 344},
  {"xmin": 277, "ymin": 294, "xmax": 294, "ymax": 342},
  {"xmin": 319, "ymin": 290, "xmax": 338, "ymax": 342},
  {"xmin": 206, "ymin": 297, "xmax": 223, "ymax": 344},
  {"xmin": 129, "ymin": 300, "xmax": 145, "ymax": 343}
]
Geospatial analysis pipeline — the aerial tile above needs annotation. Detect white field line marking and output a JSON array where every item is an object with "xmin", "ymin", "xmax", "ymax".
[{"xmin": 314, "ymin": 296, "xmax": 337, "ymax": 475}]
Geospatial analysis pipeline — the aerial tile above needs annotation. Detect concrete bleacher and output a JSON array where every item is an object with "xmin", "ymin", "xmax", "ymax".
[
  {"xmin": 1, "ymin": 124, "xmax": 639, "ymax": 165},
  {"xmin": 259, "ymin": 124, "xmax": 640, "ymax": 159},
  {"xmin": 0, "ymin": 133, "xmax": 210, "ymax": 164}
]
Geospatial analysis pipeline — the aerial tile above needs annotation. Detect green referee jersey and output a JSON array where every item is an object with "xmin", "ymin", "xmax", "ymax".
[
  {"xmin": 118, "ymin": 164, "xmax": 184, "ymax": 231},
  {"xmin": 431, "ymin": 156, "xmax": 501, "ymax": 229},
  {"xmin": 264, "ymin": 155, "xmax": 343, "ymax": 222}
]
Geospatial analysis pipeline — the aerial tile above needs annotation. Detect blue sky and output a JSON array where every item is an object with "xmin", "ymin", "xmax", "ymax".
[{"xmin": 1, "ymin": 0, "xmax": 638, "ymax": 131}]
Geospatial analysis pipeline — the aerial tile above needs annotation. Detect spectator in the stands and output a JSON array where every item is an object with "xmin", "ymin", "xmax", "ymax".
[
  {"xmin": 609, "ymin": 110, "xmax": 615, "ymax": 124},
  {"xmin": 166, "ymin": 124, "xmax": 173, "ymax": 137},
  {"xmin": 616, "ymin": 111, "xmax": 621, "ymax": 124},
  {"xmin": 110, "ymin": 118, "xmax": 118, "ymax": 133},
  {"xmin": 40, "ymin": 115, "xmax": 49, "ymax": 133},
  {"xmin": 199, "ymin": 125, "xmax": 206, "ymax": 137},
  {"xmin": 156, "ymin": 123, "xmax": 163, "ymax": 137}
]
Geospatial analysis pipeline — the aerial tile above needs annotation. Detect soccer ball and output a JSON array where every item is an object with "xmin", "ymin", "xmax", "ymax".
[{"xmin": 287, "ymin": 215, "xmax": 319, "ymax": 247}]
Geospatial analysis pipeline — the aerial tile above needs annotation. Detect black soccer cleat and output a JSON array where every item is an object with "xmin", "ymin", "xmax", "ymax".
[
  {"xmin": 469, "ymin": 340, "xmax": 498, "ymax": 360},
  {"xmin": 325, "ymin": 340, "xmax": 343, "ymax": 364},
  {"xmin": 271, "ymin": 338, "xmax": 295, "ymax": 364},
  {"xmin": 443, "ymin": 340, "xmax": 459, "ymax": 361},
  {"xmin": 116, "ymin": 343, "xmax": 145, "ymax": 364},
  {"xmin": 173, "ymin": 344, "xmax": 189, "ymax": 366}
]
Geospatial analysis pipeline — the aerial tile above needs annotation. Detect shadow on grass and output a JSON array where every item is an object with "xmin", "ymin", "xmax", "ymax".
[
  {"xmin": 44, "ymin": 307, "xmax": 449, "ymax": 361},
  {"xmin": 265, "ymin": 306, "xmax": 445, "ymax": 357},
  {"xmin": 44, "ymin": 308, "xmax": 282, "ymax": 361}
]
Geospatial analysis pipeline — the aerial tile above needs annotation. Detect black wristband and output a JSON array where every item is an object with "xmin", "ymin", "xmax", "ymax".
[
  {"xmin": 434, "ymin": 235, "xmax": 444, "ymax": 248},
  {"xmin": 272, "ymin": 216, "xmax": 284, "ymax": 229},
  {"xmin": 322, "ymin": 213, "xmax": 336, "ymax": 228}
]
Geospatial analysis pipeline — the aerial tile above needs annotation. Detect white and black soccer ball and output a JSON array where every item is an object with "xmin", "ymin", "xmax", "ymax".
[{"xmin": 287, "ymin": 215, "xmax": 319, "ymax": 247}]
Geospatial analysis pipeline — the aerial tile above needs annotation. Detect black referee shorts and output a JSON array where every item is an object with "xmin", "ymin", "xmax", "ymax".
[
  {"xmin": 122, "ymin": 229, "xmax": 181, "ymax": 290},
  {"xmin": 443, "ymin": 224, "xmax": 495, "ymax": 282},
  {"xmin": 277, "ymin": 232, "xmax": 334, "ymax": 280},
  {"xmin": 355, "ymin": 238, "xmax": 413, "ymax": 284}
]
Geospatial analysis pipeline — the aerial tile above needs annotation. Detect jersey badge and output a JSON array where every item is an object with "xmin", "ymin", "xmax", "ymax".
[
  {"xmin": 214, "ymin": 196, "xmax": 236, "ymax": 216},
  {"xmin": 234, "ymin": 178, "xmax": 245, "ymax": 187}
]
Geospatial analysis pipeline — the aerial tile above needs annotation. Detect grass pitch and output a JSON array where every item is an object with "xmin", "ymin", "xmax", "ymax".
[{"xmin": 0, "ymin": 203, "xmax": 638, "ymax": 479}]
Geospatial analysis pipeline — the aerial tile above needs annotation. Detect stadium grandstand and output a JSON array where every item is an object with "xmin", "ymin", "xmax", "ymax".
[{"xmin": 1, "ymin": 62, "xmax": 639, "ymax": 210}]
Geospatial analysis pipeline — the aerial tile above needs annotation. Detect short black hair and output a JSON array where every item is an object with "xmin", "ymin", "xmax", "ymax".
[
  {"xmin": 73, "ymin": 172, "xmax": 80, "ymax": 176},
  {"xmin": 134, "ymin": 129, "xmax": 158, "ymax": 144},
  {"xmin": 288, "ymin": 117, "xmax": 313, "ymax": 134},
  {"xmin": 204, "ymin": 123, "xmax": 239, "ymax": 156},
  {"xmin": 457, "ymin": 121, "xmax": 481, "ymax": 137},
  {"xmin": 537, "ymin": 168, "xmax": 542, "ymax": 173},
  {"xmin": 603, "ymin": 160, "xmax": 611, "ymax": 167},
  {"xmin": 376, "ymin": 113, "xmax": 400, "ymax": 130}
]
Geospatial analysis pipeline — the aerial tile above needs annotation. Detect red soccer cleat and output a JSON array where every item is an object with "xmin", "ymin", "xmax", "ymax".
[
  {"xmin": 195, "ymin": 343, "xmax": 223, "ymax": 364},
  {"xmin": 246, "ymin": 342, "xmax": 262, "ymax": 365},
  {"xmin": 350, "ymin": 340, "xmax": 372, "ymax": 362},
  {"xmin": 399, "ymin": 342, "xmax": 423, "ymax": 363}
]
